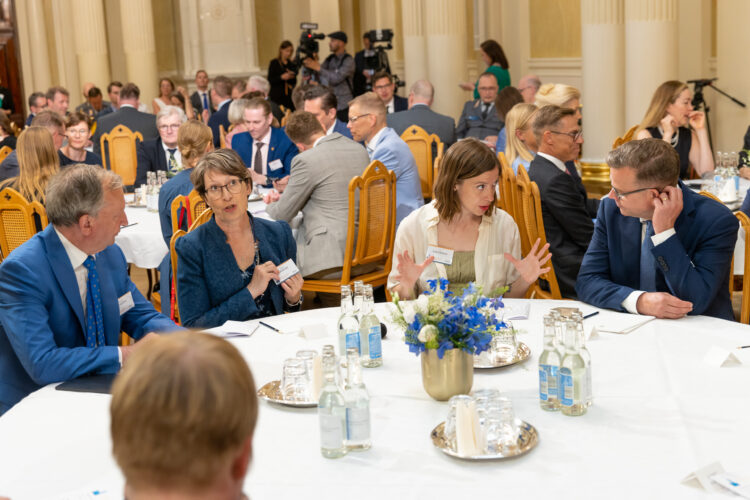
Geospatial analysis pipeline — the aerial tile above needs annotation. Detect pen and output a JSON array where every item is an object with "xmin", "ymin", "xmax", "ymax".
[
  {"xmin": 737, "ymin": 345, "xmax": 750, "ymax": 349},
  {"xmin": 120, "ymin": 222, "xmax": 139, "ymax": 228},
  {"xmin": 259, "ymin": 321, "xmax": 282, "ymax": 333},
  {"xmin": 583, "ymin": 311, "xmax": 600, "ymax": 320}
]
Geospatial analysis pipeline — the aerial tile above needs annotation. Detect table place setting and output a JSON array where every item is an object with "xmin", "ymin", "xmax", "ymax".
[{"xmin": 257, "ymin": 349, "xmax": 323, "ymax": 408}]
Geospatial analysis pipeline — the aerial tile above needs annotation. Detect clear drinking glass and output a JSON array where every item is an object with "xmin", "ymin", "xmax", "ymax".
[
  {"xmin": 488, "ymin": 396, "xmax": 519, "ymax": 454},
  {"xmin": 491, "ymin": 325, "xmax": 517, "ymax": 362},
  {"xmin": 281, "ymin": 358, "xmax": 310, "ymax": 402},
  {"xmin": 444, "ymin": 394, "xmax": 475, "ymax": 451},
  {"xmin": 296, "ymin": 349, "xmax": 318, "ymax": 395}
]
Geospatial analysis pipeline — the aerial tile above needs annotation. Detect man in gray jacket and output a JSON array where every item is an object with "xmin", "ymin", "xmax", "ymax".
[
  {"xmin": 265, "ymin": 111, "xmax": 370, "ymax": 279},
  {"xmin": 387, "ymin": 79, "xmax": 456, "ymax": 147}
]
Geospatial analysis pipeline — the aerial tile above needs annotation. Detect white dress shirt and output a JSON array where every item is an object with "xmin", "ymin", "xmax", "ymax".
[
  {"xmin": 161, "ymin": 141, "xmax": 182, "ymax": 170},
  {"xmin": 386, "ymin": 98, "xmax": 395, "ymax": 114},
  {"xmin": 536, "ymin": 152, "xmax": 568, "ymax": 173},
  {"xmin": 250, "ymin": 128, "xmax": 272, "ymax": 175}
]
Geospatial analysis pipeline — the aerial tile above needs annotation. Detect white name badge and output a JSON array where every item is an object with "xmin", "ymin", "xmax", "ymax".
[
  {"xmin": 118, "ymin": 292, "xmax": 135, "ymax": 315},
  {"xmin": 426, "ymin": 245, "xmax": 454, "ymax": 266},
  {"xmin": 268, "ymin": 159, "xmax": 283, "ymax": 172},
  {"xmin": 274, "ymin": 259, "xmax": 301, "ymax": 285}
]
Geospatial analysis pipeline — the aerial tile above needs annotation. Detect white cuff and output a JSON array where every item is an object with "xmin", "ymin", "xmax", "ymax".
[
  {"xmin": 118, "ymin": 347, "xmax": 123, "ymax": 367},
  {"xmin": 622, "ymin": 290, "xmax": 645, "ymax": 314},
  {"xmin": 651, "ymin": 228, "xmax": 675, "ymax": 246}
]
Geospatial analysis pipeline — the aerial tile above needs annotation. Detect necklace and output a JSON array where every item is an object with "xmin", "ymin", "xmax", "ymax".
[{"xmin": 656, "ymin": 126, "xmax": 679, "ymax": 148}]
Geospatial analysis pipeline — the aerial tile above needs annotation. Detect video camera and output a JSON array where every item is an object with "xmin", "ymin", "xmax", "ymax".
[
  {"xmin": 363, "ymin": 29, "xmax": 404, "ymax": 90},
  {"xmin": 294, "ymin": 22, "xmax": 325, "ymax": 69}
]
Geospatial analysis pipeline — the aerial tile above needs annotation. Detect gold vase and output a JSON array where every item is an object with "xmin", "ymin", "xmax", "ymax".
[{"xmin": 420, "ymin": 349, "xmax": 474, "ymax": 401}]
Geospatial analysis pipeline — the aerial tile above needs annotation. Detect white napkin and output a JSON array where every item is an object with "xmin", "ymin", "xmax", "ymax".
[
  {"xmin": 681, "ymin": 461, "xmax": 725, "ymax": 491},
  {"xmin": 502, "ymin": 302, "xmax": 530, "ymax": 321},
  {"xmin": 703, "ymin": 345, "xmax": 744, "ymax": 367},
  {"xmin": 596, "ymin": 315, "xmax": 654, "ymax": 334},
  {"xmin": 455, "ymin": 399, "xmax": 485, "ymax": 456}
]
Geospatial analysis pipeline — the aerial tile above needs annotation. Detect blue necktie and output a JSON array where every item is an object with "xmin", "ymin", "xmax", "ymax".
[
  {"xmin": 640, "ymin": 221, "xmax": 657, "ymax": 292},
  {"xmin": 202, "ymin": 92, "xmax": 209, "ymax": 112},
  {"xmin": 83, "ymin": 256, "xmax": 105, "ymax": 348}
]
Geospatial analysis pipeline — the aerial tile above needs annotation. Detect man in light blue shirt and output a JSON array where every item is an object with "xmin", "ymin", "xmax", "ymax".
[{"xmin": 347, "ymin": 92, "xmax": 423, "ymax": 226}]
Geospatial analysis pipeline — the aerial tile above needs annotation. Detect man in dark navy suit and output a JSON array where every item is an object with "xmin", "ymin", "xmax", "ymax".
[
  {"xmin": 93, "ymin": 83, "xmax": 158, "ymax": 157},
  {"xmin": 302, "ymin": 85, "xmax": 352, "ymax": 139},
  {"xmin": 135, "ymin": 105, "xmax": 187, "ymax": 187},
  {"xmin": 372, "ymin": 71, "xmax": 407, "ymax": 114},
  {"xmin": 576, "ymin": 138, "xmax": 737, "ymax": 320},
  {"xmin": 207, "ymin": 75, "xmax": 233, "ymax": 148}
]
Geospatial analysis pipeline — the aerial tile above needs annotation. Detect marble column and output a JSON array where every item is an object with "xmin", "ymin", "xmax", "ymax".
[
  {"xmin": 424, "ymin": 0, "xmax": 467, "ymax": 117},
  {"xmin": 401, "ymin": 0, "xmax": 427, "ymax": 90},
  {"xmin": 24, "ymin": 0, "xmax": 53, "ymax": 91},
  {"xmin": 624, "ymin": 0, "xmax": 678, "ymax": 126},
  {"xmin": 715, "ymin": 0, "xmax": 750, "ymax": 154},
  {"xmin": 581, "ymin": 0, "xmax": 624, "ymax": 161},
  {"xmin": 70, "ymin": 0, "xmax": 111, "ymax": 90},
  {"xmin": 119, "ymin": 0, "xmax": 158, "ymax": 106}
]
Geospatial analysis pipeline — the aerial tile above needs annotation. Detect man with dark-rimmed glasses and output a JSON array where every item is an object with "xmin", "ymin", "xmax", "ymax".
[{"xmin": 576, "ymin": 138, "xmax": 737, "ymax": 320}]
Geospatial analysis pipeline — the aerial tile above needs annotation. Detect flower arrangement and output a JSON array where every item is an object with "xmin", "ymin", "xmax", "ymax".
[{"xmin": 391, "ymin": 279, "xmax": 508, "ymax": 359}]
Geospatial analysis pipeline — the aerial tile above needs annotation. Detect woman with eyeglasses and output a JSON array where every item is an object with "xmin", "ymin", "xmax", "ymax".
[
  {"xmin": 175, "ymin": 149, "xmax": 303, "ymax": 328},
  {"xmin": 59, "ymin": 112, "xmax": 102, "ymax": 165}
]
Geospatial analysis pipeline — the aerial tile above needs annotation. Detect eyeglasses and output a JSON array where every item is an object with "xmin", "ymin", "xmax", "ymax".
[
  {"xmin": 67, "ymin": 128, "xmax": 89, "ymax": 136},
  {"xmin": 348, "ymin": 113, "xmax": 371, "ymax": 123},
  {"xmin": 610, "ymin": 186, "xmax": 659, "ymax": 200},
  {"xmin": 373, "ymin": 84, "xmax": 392, "ymax": 91},
  {"xmin": 205, "ymin": 179, "xmax": 246, "ymax": 199},
  {"xmin": 158, "ymin": 123, "xmax": 180, "ymax": 131},
  {"xmin": 549, "ymin": 129, "xmax": 583, "ymax": 141}
]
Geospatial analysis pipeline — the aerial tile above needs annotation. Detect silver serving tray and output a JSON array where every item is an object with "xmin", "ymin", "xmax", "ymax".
[
  {"xmin": 257, "ymin": 380, "xmax": 317, "ymax": 408},
  {"xmin": 430, "ymin": 420, "xmax": 539, "ymax": 460},
  {"xmin": 473, "ymin": 342, "xmax": 530, "ymax": 369}
]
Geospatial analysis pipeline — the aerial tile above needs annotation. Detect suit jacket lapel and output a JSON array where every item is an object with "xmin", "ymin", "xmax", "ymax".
[{"xmin": 40, "ymin": 227, "xmax": 86, "ymax": 333}]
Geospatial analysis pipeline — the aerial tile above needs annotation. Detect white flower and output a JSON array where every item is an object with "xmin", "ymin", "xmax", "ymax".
[
  {"xmin": 418, "ymin": 324, "xmax": 439, "ymax": 343},
  {"xmin": 415, "ymin": 294, "xmax": 429, "ymax": 312},
  {"xmin": 402, "ymin": 303, "xmax": 416, "ymax": 324}
]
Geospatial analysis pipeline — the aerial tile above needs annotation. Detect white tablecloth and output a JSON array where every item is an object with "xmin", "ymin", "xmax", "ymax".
[
  {"xmin": 1, "ymin": 300, "xmax": 749, "ymax": 499},
  {"xmin": 114, "ymin": 207, "xmax": 168, "ymax": 269}
]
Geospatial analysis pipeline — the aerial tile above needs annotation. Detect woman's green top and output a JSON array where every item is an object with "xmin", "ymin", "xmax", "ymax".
[
  {"xmin": 446, "ymin": 251, "xmax": 476, "ymax": 296},
  {"xmin": 473, "ymin": 65, "xmax": 511, "ymax": 99}
]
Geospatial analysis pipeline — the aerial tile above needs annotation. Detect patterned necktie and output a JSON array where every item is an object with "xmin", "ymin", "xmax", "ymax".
[
  {"xmin": 202, "ymin": 92, "xmax": 209, "ymax": 112},
  {"xmin": 640, "ymin": 221, "xmax": 657, "ymax": 292},
  {"xmin": 82, "ymin": 256, "xmax": 105, "ymax": 348},
  {"xmin": 254, "ymin": 142, "xmax": 264, "ymax": 174},
  {"xmin": 481, "ymin": 103, "xmax": 488, "ymax": 120},
  {"xmin": 167, "ymin": 148, "xmax": 178, "ymax": 172}
]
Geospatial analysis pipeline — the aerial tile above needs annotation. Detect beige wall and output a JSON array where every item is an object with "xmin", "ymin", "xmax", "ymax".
[{"xmin": 530, "ymin": 0, "xmax": 581, "ymax": 58}]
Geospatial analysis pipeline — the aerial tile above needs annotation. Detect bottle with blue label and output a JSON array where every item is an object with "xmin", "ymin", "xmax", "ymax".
[
  {"xmin": 344, "ymin": 347, "xmax": 371, "ymax": 450},
  {"xmin": 560, "ymin": 320, "xmax": 587, "ymax": 416},
  {"xmin": 538, "ymin": 314, "xmax": 561, "ymax": 411},
  {"xmin": 338, "ymin": 285, "xmax": 360, "ymax": 360},
  {"xmin": 359, "ymin": 284, "xmax": 383, "ymax": 368}
]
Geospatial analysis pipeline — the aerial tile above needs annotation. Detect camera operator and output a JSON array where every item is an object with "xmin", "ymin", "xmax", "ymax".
[
  {"xmin": 302, "ymin": 31, "xmax": 354, "ymax": 122},
  {"xmin": 354, "ymin": 33, "xmax": 374, "ymax": 96}
]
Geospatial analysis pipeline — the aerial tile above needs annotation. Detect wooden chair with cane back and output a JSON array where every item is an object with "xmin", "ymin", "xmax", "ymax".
[
  {"xmin": 612, "ymin": 124, "xmax": 639, "ymax": 149},
  {"xmin": 516, "ymin": 174, "xmax": 562, "ymax": 299},
  {"xmin": 0, "ymin": 145, "xmax": 12, "ymax": 163},
  {"xmin": 0, "ymin": 188, "xmax": 48, "ymax": 262},
  {"xmin": 400, "ymin": 125, "xmax": 444, "ymax": 200},
  {"xmin": 511, "ymin": 165, "xmax": 532, "ymax": 256},
  {"xmin": 100, "ymin": 125, "xmax": 142, "ymax": 186},
  {"xmin": 302, "ymin": 160, "xmax": 397, "ymax": 295},
  {"xmin": 497, "ymin": 152, "xmax": 517, "ymax": 220},
  {"xmin": 698, "ymin": 190, "xmax": 736, "ymax": 299},
  {"xmin": 169, "ymin": 207, "xmax": 214, "ymax": 324},
  {"xmin": 170, "ymin": 189, "xmax": 208, "ymax": 235},
  {"xmin": 734, "ymin": 211, "xmax": 750, "ymax": 324}
]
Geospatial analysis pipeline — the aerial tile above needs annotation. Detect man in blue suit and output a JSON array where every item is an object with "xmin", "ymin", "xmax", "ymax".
[
  {"xmin": 207, "ymin": 75, "xmax": 233, "ymax": 148},
  {"xmin": 229, "ymin": 97, "xmax": 298, "ymax": 190},
  {"xmin": 576, "ymin": 139, "xmax": 737, "ymax": 320},
  {"xmin": 0, "ymin": 165, "xmax": 178, "ymax": 414},
  {"xmin": 302, "ymin": 85, "xmax": 353, "ymax": 139},
  {"xmin": 347, "ymin": 92, "xmax": 423, "ymax": 226}
]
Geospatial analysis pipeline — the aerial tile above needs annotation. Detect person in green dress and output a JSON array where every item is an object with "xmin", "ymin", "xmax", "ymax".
[{"xmin": 460, "ymin": 40, "xmax": 511, "ymax": 99}]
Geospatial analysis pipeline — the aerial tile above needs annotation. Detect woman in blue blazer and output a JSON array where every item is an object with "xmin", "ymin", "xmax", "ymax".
[{"xmin": 175, "ymin": 149, "xmax": 303, "ymax": 328}]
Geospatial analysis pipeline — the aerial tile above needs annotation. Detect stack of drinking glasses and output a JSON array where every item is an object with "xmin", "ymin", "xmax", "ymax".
[
  {"xmin": 280, "ymin": 349, "xmax": 323, "ymax": 403},
  {"xmin": 710, "ymin": 151, "xmax": 740, "ymax": 202}
]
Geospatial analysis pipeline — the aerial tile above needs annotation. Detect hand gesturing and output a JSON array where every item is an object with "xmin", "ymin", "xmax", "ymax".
[
  {"xmin": 504, "ymin": 238, "xmax": 552, "ymax": 285},
  {"xmin": 393, "ymin": 251, "xmax": 434, "ymax": 291}
]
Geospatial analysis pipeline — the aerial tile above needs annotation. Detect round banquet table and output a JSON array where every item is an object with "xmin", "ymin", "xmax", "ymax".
[{"xmin": 0, "ymin": 299, "xmax": 749, "ymax": 499}]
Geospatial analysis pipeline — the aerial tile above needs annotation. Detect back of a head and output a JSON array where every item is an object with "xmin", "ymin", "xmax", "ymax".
[
  {"xmin": 532, "ymin": 104, "xmax": 575, "ymax": 143},
  {"xmin": 213, "ymin": 76, "xmax": 233, "ymax": 99},
  {"xmin": 505, "ymin": 103, "xmax": 538, "ymax": 163},
  {"xmin": 285, "ymin": 111, "xmax": 325, "ymax": 145},
  {"xmin": 247, "ymin": 75, "xmax": 271, "ymax": 96},
  {"xmin": 639, "ymin": 80, "xmax": 688, "ymax": 130},
  {"xmin": 30, "ymin": 110, "xmax": 65, "ymax": 132},
  {"xmin": 227, "ymin": 98, "xmax": 250, "ymax": 125},
  {"xmin": 119, "ymin": 83, "xmax": 141, "ymax": 101},
  {"xmin": 534, "ymin": 83, "xmax": 580, "ymax": 108},
  {"xmin": 12, "ymin": 126, "xmax": 59, "ymax": 203},
  {"xmin": 303, "ymin": 85, "xmax": 338, "ymax": 112},
  {"xmin": 434, "ymin": 138, "xmax": 498, "ymax": 221},
  {"xmin": 410, "ymin": 80, "xmax": 434, "ymax": 103},
  {"xmin": 46, "ymin": 164, "xmax": 122, "ymax": 227},
  {"xmin": 110, "ymin": 331, "xmax": 258, "ymax": 493},
  {"xmin": 495, "ymin": 86, "xmax": 524, "ymax": 121},
  {"xmin": 348, "ymin": 92, "xmax": 386, "ymax": 121},
  {"xmin": 607, "ymin": 138, "xmax": 680, "ymax": 186},
  {"xmin": 292, "ymin": 84, "xmax": 312, "ymax": 111},
  {"xmin": 178, "ymin": 120, "xmax": 213, "ymax": 168}
]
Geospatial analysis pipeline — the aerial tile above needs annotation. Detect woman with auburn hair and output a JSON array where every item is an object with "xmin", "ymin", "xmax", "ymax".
[
  {"xmin": 459, "ymin": 39, "xmax": 511, "ymax": 98},
  {"xmin": 268, "ymin": 40, "xmax": 297, "ymax": 111},
  {"xmin": 0, "ymin": 126, "xmax": 59, "ymax": 204},
  {"xmin": 387, "ymin": 138, "xmax": 550, "ymax": 299},
  {"xmin": 534, "ymin": 83, "xmax": 582, "ymax": 121},
  {"xmin": 505, "ymin": 103, "xmax": 539, "ymax": 173},
  {"xmin": 60, "ymin": 112, "xmax": 102, "ymax": 165},
  {"xmin": 636, "ymin": 80, "xmax": 713, "ymax": 179},
  {"xmin": 153, "ymin": 78, "xmax": 176, "ymax": 114}
]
